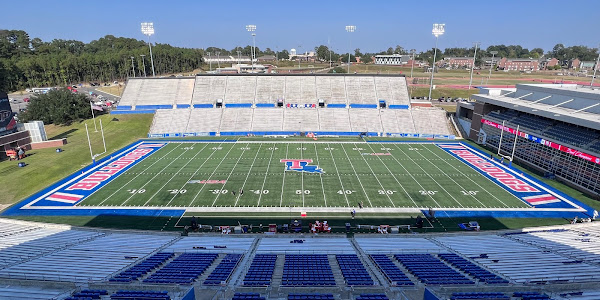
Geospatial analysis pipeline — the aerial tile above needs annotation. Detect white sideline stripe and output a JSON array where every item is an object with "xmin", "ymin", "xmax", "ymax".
[
  {"xmin": 393, "ymin": 144, "xmax": 464, "ymax": 208},
  {"xmin": 92, "ymin": 143, "xmax": 182, "ymax": 206},
  {"xmin": 23, "ymin": 141, "xmax": 147, "ymax": 208},
  {"xmin": 364, "ymin": 142, "xmax": 417, "ymax": 207},
  {"xmin": 279, "ymin": 144, "xmax": 289, "ymax": 207},
  {"xmin": 352, "ymin": 143, "xmax": 395, "ymax": 207},
  {"xmin": 327, "ymin": 143, "xmax": 350, "ymax": 207},
  {"xmin": 527, "ymin": 200, "xmax": 562, "ymax": 205},
  {"xmin": 45, "ymin": 196, "xmax": 78, "ymax": 204}
]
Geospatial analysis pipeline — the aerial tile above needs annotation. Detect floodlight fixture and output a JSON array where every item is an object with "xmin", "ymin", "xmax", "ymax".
[
  {"xmin": 345, "ymin": 25, "xmax": 356, "ymax": 73},
  {"xmin": 432, "ymin": 23, "xmax": 445, "ymax": 38},
  {"xmin": 141, "ymin": 22, "xmax": 156, "ymax": 76},
  {"xmin": 246, "ymin": 25, "xmax": 257, "ymax": 72},
  {"xmin": 428, "ymin": 23, "xmax": 445, "ymax": 100}
]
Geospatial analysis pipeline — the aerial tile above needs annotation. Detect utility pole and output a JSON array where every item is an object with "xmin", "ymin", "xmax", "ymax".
[
  {"xmin": 130, "ymin": 57, "xmax": 135, "ymax": 78},
  {"xmin": 468, "ymin": 42, "xmax": 480, "ymax": 90}
]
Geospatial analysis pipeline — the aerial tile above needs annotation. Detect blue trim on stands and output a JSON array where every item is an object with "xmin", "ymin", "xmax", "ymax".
[
  {"xmin": 136, "ymin": 105, "xmax": 173, "ymax": 110},
  {"xmin": 256, "ymin": 103, "xmax": 275, "ymax": 108},
  {"xmin": 111, "ymin": 110, "xmax": 155, "ymax": 114},
  {"xmin": 225, "ymin": 103, "xmax": 253, "ymax": 108},
  {"xmin": 389, "ymin": 105, "xmax": 410, "ymax": 109},
  {"xmin": 115, "ymin": 105, "xmax": 132, "ymax": 110},
  {"xmin": 326, "ymin": 104, "xmax": 347, "ymax": 108},
  {"xmin": 176, "ymin": 104, "xmax": 190, "ymax": 109},
  {"xmin": 193, "ymin": 104, "xmax": 214, "ymax": 108},
  {"xmin": 350, "ymin": 104, "xmax": 378, "ymax": 109}
]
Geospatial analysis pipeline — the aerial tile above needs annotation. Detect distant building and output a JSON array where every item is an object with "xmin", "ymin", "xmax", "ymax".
[
  {"xmin": 498, "ymin": 58, "xmax": 539, "ymax": 71},
  {"xmin": 215, "ymin": 64, "xmax": 271, "ymax": 74},
  {"xmin": 579, "ymin": 61, "xmax": 597, "ymax": 71},
  {"xmin": 440, "ymin": 57, "xmax": 474, "ymax": 69},
  {"xmin": 374, "ymin": 54, "xmax": 411, "ymax": 65},
  {"xmin": 256, "ymin": 55, "xmax": 277, "ymax": 62},
  {"xmin": 543, "ymin": 58, "xmax": 560, "ymax": 69},
  {"xmin": 289, "ymin": 50, "xmax": 316, "ymax": 62},
  {"xmin": 482, "ymin": 56, "xmax": 502, "ymax": 68},
  {"xmin": 204, "ymin": 55, "xmax": 251, "ymax": 64},
  {"xmin": 569, "ymin": 58, "xmax": 581, "ymax": 70}
]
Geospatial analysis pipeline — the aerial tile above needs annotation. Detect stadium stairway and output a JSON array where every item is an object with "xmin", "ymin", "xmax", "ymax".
[
  {"xmin": 230, "ymin": 237, "xmax": 262, "ymax": 288},
  {"xmin": 349, "ymin": 238, "xmax": 389, "ymax": 287},
  {"xmin": 327, "ymin": 255, "xmax": 347, "ymax": 287},
  {"xmin": 269, "ymin": 255, "xmax": 286, "ymax": 288}
]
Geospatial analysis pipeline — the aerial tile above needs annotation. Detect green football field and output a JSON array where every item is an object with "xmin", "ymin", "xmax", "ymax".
[{"xmin": 76, "ymin": 141, "xmax": 529, "ymax": 210}]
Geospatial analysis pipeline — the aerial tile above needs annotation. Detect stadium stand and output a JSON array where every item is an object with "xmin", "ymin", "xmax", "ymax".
[
  {"xmin": 317, "ymin": 109, "xmax": 352, "ymax": 132},
  {"xmin": 243, "ymin": 254, "xmax": 277, "ymax": 286},
  {"xmin": 184, "ymin": 108, "xmax": 222, "ymax": 133},
  {"xmin": 233, "ymin": 292, "xmax": 266, "ymax": 300},
  {"xmin": 143, "ymin": 253, "xmax": 218, "ymax": 284},
  {"xmin": 65, "ymin": 289, "xmax": 109, "ymax": 300},
  {"xmin": 335, "ymin": 254, "xmax": 374, "ymax": 286},
  {"xmin": 0, "ymin": 285, "xmax": 73, "ymax": 300},
  {"xmin": 220, "ymin": 108, "xmax": 253, "ymax": 132},
  {"xmin": 119, "ymin": 78, "xmax": 194, "ymax": 109},
  {"xmin": 282, "ymin": 109, "xmax": 320, "ymax": 132},
  {"xmin": 348, "ymin": 109, "xmax": 383, "ymax": 132},
  {"xmin": 281, "ymin": 254, "xmax": 336, "ymax": 286},
  {"xmin": 394, "ymin": 254, "xmax": 474, "ymax": 285},
  {"xmin": 369, "ymin": 254, "xmax": 414, "ymax": 286},
  {"xmin": 434, "ymin": 235, "xmax": 599, "ymax": 283},
  {"xmin": 288, "ymin": 294, "xmax": 334, "ymax": 300},
  {"xmin": 162, "ymin": 236, "xmax": 255, "ymax": 253},
  {"xmin": 110, "ymin": 290, "xmax": 170, "ymax": 300},
  {"xmin": 0, "ymin": 233, "xmax": 175, "ymax": 282},
  {"xmin": 110, "ymin": 252, "xmax": 175, "ymax": 283},
  {"xmin": 252, "ymin": 108, "xmax": 284, "ymax": 131},
  {"xmin": 357, "ymin": 294, "xmax": 390, "ymax": 300},
  {"xmin": 450, "ymin": 292, "xmax": 509, "ymax": 300},
  {"xmin": 203, "ymin": 253, "xmax": 243, "ymax": 285},
  {"xmin": 356, "ymin": 237, "xmax": 442, "ymax": 253},
  {"xmin": 437, "ymin": 253, "xmax": 509, "ymax": 284}
]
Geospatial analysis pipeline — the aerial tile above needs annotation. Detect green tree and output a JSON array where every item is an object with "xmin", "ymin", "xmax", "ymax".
[
  {"xmin": 19, "ymin": 89, "xmax": 92, "ymax": 125},
  {"xmin": 315, "ymin": 45, "xmax": 330, "ymax": 61}
]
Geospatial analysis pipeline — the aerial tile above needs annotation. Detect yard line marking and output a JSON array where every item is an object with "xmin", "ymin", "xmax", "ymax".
[
  {"xmin": 364, "ymin": 142, "xmax": 416, "ymax": 207},
  {"xmin": 234, "ymin": 143, "xmax": 263, "ymax": 207},
  {"xmin": 300, "ymin": 143, "xmax": 305, "ymax": 207},
  {"xmin": 257, "ymin": 143, "xmax": 277, "ymax": 207},
  {"xmin": 211, "ymin": 143, "xmax": 250, "ymax": 207},
  {"xmin": 339, "ymin": 144, "xmax": 373, "ymax": 207},
  {"xmin": 409, "ymin": 144, "xmax": 485, "ymax": 207},
  {"xmin": 393, "ymin": 144, "xmax": 464, "ymax": 208},
  {"xmin": 95, "ymin": 143, "xmax": 182, "ymax": 206},
  {"xmin": 313, "ymin": 143, "xmax": 327, "ymax": 207},
  {"xmin": 161, "ymin": 142, "xmax": 222, "ymax": 207},
  {"xmin": 142, "ymin": 144, "xmax": 211, "ymax": 206},
  {"xmin": 351, "ymin": 143, "xmax": 395, "ymax": 207},
  {"xmin": 279, "ymin": 143, "xmax": 289, "ymax": 207},
  {"xmin": 188, "ymin": 143, "xmax": 238, "ymax": 207},
  {"xmin": 327, "ymin": 143, "xmax": 350, "ymax": 207},
  {"xmin": 423, "ymin": 145, "xmax": 511, "ymax": 208},
  {"xmin": 385, "ymin": 144, "xmax": 443, "ymax": 208}
]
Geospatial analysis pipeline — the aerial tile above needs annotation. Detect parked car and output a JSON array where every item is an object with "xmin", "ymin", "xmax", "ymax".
[
  {"xmin": 90, "ymin": 82, "xmax": 100, "ymax": 86},
  {"xmin": 23, "ymin": 98, "xmax": 30, "ymax": 102},
  {"xmin": 10, "ymin": 98, "xmax": 17, "ymax": 103},
  {"xmin": 72, "ymin": 85, "xmax": 78, "ymax": 89}
]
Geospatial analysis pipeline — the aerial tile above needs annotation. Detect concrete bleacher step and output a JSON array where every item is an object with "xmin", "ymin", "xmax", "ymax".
[
  {"xmin": 327, "ymin": 254, "xmax": 346, "ymax": 287},
  {"xmin": 269, "ymin": 255, "xmax": 286, "ymax": 288},
  {"xmin": 349, "ymin": 238, "xmax": 387, "ymax": 287}
]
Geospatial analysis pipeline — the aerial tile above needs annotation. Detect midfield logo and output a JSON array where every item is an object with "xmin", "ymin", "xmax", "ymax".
[{"xmin": 280, "ymin": 159, "xmax": 324, "ymax": 174}]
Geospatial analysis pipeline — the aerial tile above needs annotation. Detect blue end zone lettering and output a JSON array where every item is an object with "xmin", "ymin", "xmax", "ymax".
[
  {"xmin": 437, "ymin": 143, "xmax": 590, "ymax": 212},
  {"xmin": 27, "ymin": 142, "xmax": 165, "ymax": 208}
]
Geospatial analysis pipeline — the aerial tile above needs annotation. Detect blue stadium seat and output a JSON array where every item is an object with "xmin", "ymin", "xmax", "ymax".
[
  {"xmin": 394, "ymin": 254, "xmax": 474, "ymax": 285},
  {"xmin": 369, "ymin": 254, "xmax": 413, "ymax": 286},
  {"xmin": 243, "ymin": 254, "xmax": 277, "ymax": 286},
  {"xmin": 110, "ymin": 253, "xmax": 174, "ymax": 283},
  {"xmin": 336, "ymin": 254, "xmax": 374, "ymax": 286},
  {"xmin": 143, "ymin": 253, "xmax": 218, "ymax": 285},
  {"xmin": 281, "ymin": 255, "xmax": 336, "ymax": 286},
  {"xmin": 438, "ymin": 253, "xmax": 509, "ymax": 284},
  {"xmin": 203, "ymin": 253, "xmax": 243, "ymax": 285}
]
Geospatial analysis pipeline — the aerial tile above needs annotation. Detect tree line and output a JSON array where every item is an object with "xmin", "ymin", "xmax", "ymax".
[{"xmin": 0, "ymin": 30, "xmax": 203, "ymax": 92}]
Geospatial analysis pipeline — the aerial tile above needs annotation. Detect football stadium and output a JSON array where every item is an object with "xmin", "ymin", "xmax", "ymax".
[{"xmin": 2, "ymin": 4, "xmax": 600, "ymax": 300}]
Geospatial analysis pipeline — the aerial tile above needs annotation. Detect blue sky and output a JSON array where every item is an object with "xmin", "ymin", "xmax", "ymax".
[{"xmin": 2, "ymin": 0, "xmax": 599, "ymax": 53}]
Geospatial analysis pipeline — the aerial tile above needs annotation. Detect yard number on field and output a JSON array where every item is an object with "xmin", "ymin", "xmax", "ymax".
[
  {"xmin": 182, "ymin": 147, "xmax": 194, "ymax": 150},
  {"xmin": 296, "ymin": 190, "xmax": 310, "ymax": 194},
  {"xmin": 378, "ymin": 190, "xmax": 396, "ymax": 194},
  {"xmin": 168, "ymin": 189, "xmax": 187, "ymax": 194},
  {"xmin": 461, "ymin": 190, "xmax": 479, "ymax": 195},
  {"xmin": 128, "ymin": 189, "xmax": 146, "ymax": 194},
  {"xmin": 337, "ymin": 190, "xmax": 355, "ymax": 194},
  {"xmin": 420, "ymin": 190, "xmax": 437, "ymax": 195},
  {"xmin": 210, "ymin": 189, "xmax": 228, "ymax": 194},
  {"xmin": 250, "ymin": 190, "xmax": 269, "ymax": 194}
]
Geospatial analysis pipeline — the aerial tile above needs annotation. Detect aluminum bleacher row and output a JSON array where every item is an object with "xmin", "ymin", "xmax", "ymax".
[
  {"xmin": 143, "ymin": 253, "xmax": 218, "ymax": 284},
  {"xmin": 233, "ymin": 293, "xmax": 266, "ymax": 300},
  {"xmin": 203, "ymin": 253, "xmax": 243, "ymax": 285},
  {"xmin": 110, "ymin": 252, "xmax": 175, "ymax": 283},
  {"xmin": 288, "ymin": 294, "xmax": 334, "ymax": 300},
  {"xmin": 282, "ymin": 254, "xmax": 335, "ymax": 286},
  {"xmin": 118, "ymin": 75, "xmax": 411, "ymax": 110},
  {"xmin": 148, "ymin": 107, "xmax": 453, "ymax": 136},
  {"xmin": 243, "ymin": 254, "xmax": 277, "ymax": 286},
  {"xmin": 394, "ymin": 254, "xmax": 474, "ymax": 285},
  {"xmin": 335, "ymin": 254, "xmax": 374, "ymax": 286},
  {"xmin": 369, "ymin": 254, "xmax": 414, "ymax": 286},
  {"xmin": 438, "ymin": 253, "xmax": 509, "ymax": 284},
  {"xmin": 484, "ymin": 110, "xmax": 600, "ymax": 152},
  {"xmin": 356, "ymin": 294, "xmax": 389, "ymax": 300}
]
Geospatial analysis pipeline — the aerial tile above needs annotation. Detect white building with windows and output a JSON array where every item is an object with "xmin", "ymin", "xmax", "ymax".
[{"xmin": 375, "ymin": 54, "xmax": 411, "ymax": 65}]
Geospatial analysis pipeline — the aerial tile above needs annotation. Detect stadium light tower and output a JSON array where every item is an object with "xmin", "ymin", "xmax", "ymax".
[
  {"xmin": 592, "ymin": 47, "xmax": 600, "ymax": 87},
  {"xmin": 246, "ymin": 25, "xmax": 257, "ymax": 73},
  {"xmin": 130, "ymin": 56, "xmax": 136, "ymax": 78},
  {"xmin": 141, "ymin": 22, "xmax": 156, "ymax": 77},
  {"xmin": 487, "ymin": 51, "xmax": 498, "ymax": 85},
  {"xmin": 345, "ymin": 25, "xmax": 356, "ymax": 73},
  {"xmin": 468, "ymin": 42, "xmax": 480, "ymax": 90},
  {"xmin": 140, "ymin": 55, "xmax": 147, "ymax": 77},
  {"xmin": 410, "ymin": 49, "xmax": 416, "ymax": 78},
  {"xmin": 428, "ymin": 23, "xmax": 445, "ymax": 101}
]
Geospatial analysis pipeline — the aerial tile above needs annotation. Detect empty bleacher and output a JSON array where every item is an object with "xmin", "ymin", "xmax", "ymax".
[
  {"xmin": 144, "ymin": 253, "xmax": 218, "ymax": 284},
  {"xmin": 0, "ymin": 233, "xmax": 175, "ymax": 282},
  {"xmin": 369, "ymin": 254, "xmax": 414, "ymax": 286},
  {"xmin": 349, "ymin": 109, "xmax": 383, "ymax": 132},
  {"xmin": 330, "ymin": 76, "xmax": 347, "ymax": 104},
  {"xmin": 220, "ymin": 108, "xmax": 253, "ymax": 132},
  {"xmin": 395, "ymin": 254, "xmax": 474, "ymax": 285},
  {"xmin": 184, "ymin": 109, "xmax": 222, "ymax": 133},
  {"xmin": 281, "ymin": 254, "xmax": 335, "ymax": 286},
  {"xmin": 0, "ymin": 285, "xmax": 73, "ymax": 300},
  {"xmin": 335, "ymin": 254, "xmax": 374, "ymax": 286},
  {"xmin": 252, "ymin": 108, "xmax": 284, "ymax": 131},
  {"xmin": 243, "ymin": 254, "xmax": 277, "ymax": 286},
  {"xmin": 318, "ymin": 109, "xmax": 351, "ymax": 132},
  {"xmin": 437, "ymin": 253, "xmax": 508, "ymax": 284},
  {"xmin": 119, "ymin": 78, "xmax": 194, "ymax": 108},
  {"xmin": 283, "ymin": 109, "xmax": 319, "ymax": 132},
  {"xmin": 203, "ymin": 253, "xmax": 243, "ymax": 285},
  {"xmin": 110, "ymin": 252, "xmax": 175, "ymax": 283}
]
